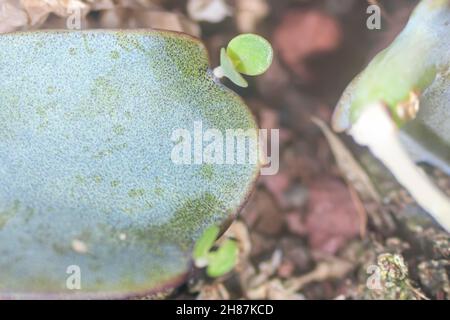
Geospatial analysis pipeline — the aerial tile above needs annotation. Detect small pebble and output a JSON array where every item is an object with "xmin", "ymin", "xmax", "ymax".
[{"xmin": 71, "ymin": 239, "xmax": 88, "ymax": 254}]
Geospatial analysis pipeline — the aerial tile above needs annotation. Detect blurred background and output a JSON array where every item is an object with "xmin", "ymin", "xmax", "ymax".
[{"xmin": 1, "ymin": 0, "xmax": 449, "ymax": 300}]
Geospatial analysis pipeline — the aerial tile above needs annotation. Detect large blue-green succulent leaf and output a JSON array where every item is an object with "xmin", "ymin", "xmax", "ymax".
[{"xmin": 0, "ymin": 30, "xmax": 260, "ymax": 298}]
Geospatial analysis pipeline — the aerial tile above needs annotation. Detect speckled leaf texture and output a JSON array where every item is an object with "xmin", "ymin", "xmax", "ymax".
[{"xmin": 0, "ymin": 30, "xmax": 259, "ymax": 299}]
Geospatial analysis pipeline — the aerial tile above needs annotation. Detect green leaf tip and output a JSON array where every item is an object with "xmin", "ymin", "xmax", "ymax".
[
  {"xmin": 219, "ymin": 48, "xmax": 249, "ymax": 88},
  {"xmin": 218, "ymin": 33, "xmax": 273, "ymax": 87},
  {"xmin": 206, "ymin": 239, "xmax": 238, "ymax": 278},
  {"xmin": 193, "ymin": 225, "xmax": 239, "ymax": 278},
  {"xmin": 193, "ymin": 225, "xmax": 220, "ymax": 267},
  {"xmin": 227, "ymin": 33, "xmax": 273, "ymax": 76}
]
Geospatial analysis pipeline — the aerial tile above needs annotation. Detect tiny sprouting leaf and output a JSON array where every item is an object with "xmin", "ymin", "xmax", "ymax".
[
  {"xmin": 206, "ymin": 239, "xmax": 238, "ymax": 278},
  {"xmin": 193, "ymin": 225, "xmax": 220, "ymax": 267},
  {"xmin": 220, "ymin": 48, "xmax": 248, "ymax": 88},
  {"xmin": 226, "ymin": 33, "xmax": 273, "ymax": 76}
]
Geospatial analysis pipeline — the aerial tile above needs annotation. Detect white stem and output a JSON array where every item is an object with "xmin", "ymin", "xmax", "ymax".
[
  {"xmin": 350, "ymin": 103, "xmax": 450, "ymax": 232},
  {"xmin": 213, "ymin": 66, "xmax": 224, "ymax": 79}
]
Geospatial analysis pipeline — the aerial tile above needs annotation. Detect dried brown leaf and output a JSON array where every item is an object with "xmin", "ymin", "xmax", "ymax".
[
  {"xmin": 0, "ymin": 0, "xmax": 28, "ymax": 33},
  {"xmin": 235, "ymin": 0, "xmax": 268, "ymax": 33},
  {"xmin": 187, "ymin": 0, "xmax": 231, "ymax": 23},
  {"xmin": 21, "ymin": 0, "xmax": 90, "ymax": 27},
  {"xmin": 312, "ymin": 117, "xmax": 380, "ymax": 202}
]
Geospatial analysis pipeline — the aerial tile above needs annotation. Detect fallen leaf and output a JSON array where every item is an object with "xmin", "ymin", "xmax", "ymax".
[
  {"xmin": 21, "ymin": 0, "xmax": 90, "ymax": 27},
  {"xmin": 187, "ymin": 0, "xmax": 231, "ymax": 23},
  {"xmin": 235, "ymin": 0, "xmax": 268, "ymax": 33},
  {"xmin": 0, "ymin": 0, "xmax": 28, "ymax": 33},
  {"xmin": 241, "ymin": 189, "xmax": 283, "ymax": 236},
  {"xmin": 284, "ymin": 256, "xmax": 354, "ymax": 293},
  {"xmin": 312, "ymin": 117, "xmax": 380, "ymax": 202},
  {"xmin": 305, "ymin": 177, "xmax": 361, "ymax": 254},
  {"xmin": 134, "ymin": 10, "xmax": 200, "ymax": 36},
  {"xmin": 273, "ymin": 9, "xmax": 342, "ymax": 81},
  {"xmin": 89, "ymin": 0, "xmax": 115, "ymax": 11}
]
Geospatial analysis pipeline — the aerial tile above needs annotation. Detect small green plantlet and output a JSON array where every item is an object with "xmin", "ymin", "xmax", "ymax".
[
  {"xmin": 214, "ymin": 33, "xmax": 273, "ymax": 87},
  {"xmin": 227, "ymin": 34, "xmax": 273, "ymax": 76},
  {"xmin": 193, "ymin": 226, "xmax": 239, "ymax": 278},
  {"xmin": 206, "ymin": 239, "xmax": 238, "ymax": 278},
  {"xmin": 193, "ymin": 225, "xmax": 220, "ymax": 268},
  {"xmin": 220, "ymin": 48, "xmax": 249, "ymax": 88}
]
